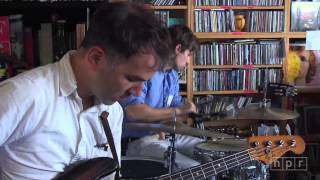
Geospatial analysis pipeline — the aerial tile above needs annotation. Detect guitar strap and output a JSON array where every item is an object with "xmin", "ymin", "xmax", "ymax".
[{"xmin": 99, "ymin": 111, "xmax": 120, "ymax": 180}]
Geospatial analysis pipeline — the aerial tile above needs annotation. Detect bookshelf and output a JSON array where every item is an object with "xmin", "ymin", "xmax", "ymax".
[
  {"xmin": 0, "ymin": 0, "xmax": 317, "ymax": 106},
  {"xmin": 0, "ymin": 0, "xmax": 190, "ymax": 84},
  {"xmin": 185, "ymin": 0, "xmax": 291, "ymax": 113},
  {"xmin": 188, "ymin": 0, "xmax": 286, "ymax": 90},
  {"xmin": 0, "ymin": 1, "xmax": 97, "ymax": 74},
  {"xmin": 187, "ymin": 0, "xmax": 320, "ymax": 113}
]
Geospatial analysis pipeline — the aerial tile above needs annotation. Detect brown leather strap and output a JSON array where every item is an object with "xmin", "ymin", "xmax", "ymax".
[{"xmin": 99, "ymin": 111, "xmax": 120, "ymax": 180}]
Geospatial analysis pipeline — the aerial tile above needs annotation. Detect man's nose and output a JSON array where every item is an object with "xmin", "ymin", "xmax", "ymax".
[{"xmin": 129, "ymin": 82, "xmax": 144, "ymax": 96}]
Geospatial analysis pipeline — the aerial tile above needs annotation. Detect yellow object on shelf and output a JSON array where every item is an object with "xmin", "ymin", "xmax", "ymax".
[{"xmin": 287, "ymin": 51, "xmax": 301, "ymax": 83}]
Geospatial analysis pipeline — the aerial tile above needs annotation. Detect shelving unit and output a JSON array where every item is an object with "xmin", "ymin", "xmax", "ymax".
[
  {"xmin": 187, "ymin": 0, "xmax": 287, "ymax": 102},
  {"xmin": 0, "ymin": 0, "xmax": 314, "ymax": 104}
]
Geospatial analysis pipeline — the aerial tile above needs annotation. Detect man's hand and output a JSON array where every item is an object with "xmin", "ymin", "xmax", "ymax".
[
  {"xmin": 176, "ymin": 101, "xmax": 197, "ymax": 115},
  {"xmin": 158, "ymin": 132, "xmax": 166, "ymax": 140}
]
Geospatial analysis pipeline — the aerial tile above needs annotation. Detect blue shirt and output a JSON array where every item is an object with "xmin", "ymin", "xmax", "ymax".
[{"xmin": 120, "ymin": 69, "xmax": 183, "ymax": 137}]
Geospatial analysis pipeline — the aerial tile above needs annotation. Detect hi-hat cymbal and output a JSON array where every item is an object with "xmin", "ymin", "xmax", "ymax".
[
  {"xmin": 198, "ymin": 138, "xmax": 247, "ymax": 152},
  {"xmin": 123, "ymin": 121, "xmax": 233, "ymax": 139},
  {"xmin": 235, "ymin": 107, "xmax": 299, "ymax": 120}
]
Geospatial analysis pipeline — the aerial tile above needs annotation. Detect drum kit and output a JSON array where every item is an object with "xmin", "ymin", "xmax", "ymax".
[{"xmin": 122, "ymin": 83, "xmax": 300, "ymax": 180}]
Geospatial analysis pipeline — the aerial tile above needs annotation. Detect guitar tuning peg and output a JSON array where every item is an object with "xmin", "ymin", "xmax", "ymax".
[{"xmin": 286, "ymin": 124, "xmax": 292, "ymax": 136}]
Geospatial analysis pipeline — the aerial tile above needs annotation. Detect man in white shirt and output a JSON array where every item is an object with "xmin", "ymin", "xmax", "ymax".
[{"xmin": 0, "ymin": 2, "xmax": 173, "ymax": 180}]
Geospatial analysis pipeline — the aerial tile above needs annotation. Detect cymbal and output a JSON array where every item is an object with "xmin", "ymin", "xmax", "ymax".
[
  {"xmin": 199, "ymin": 138, "xmax": 247, "ymax": 152},
  {"xmin": 123, "ymin": 121, "xmax": 233, "ymax": 139},
  {"xmin": 235, "ymin": 107, "xmax": 299, "ymax": 120}
]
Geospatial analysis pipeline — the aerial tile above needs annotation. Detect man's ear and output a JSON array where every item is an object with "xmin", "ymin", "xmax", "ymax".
[
  {"xmin": 87, "ymin": 47, "xmax": 106, "ymax": 70},
  {"xmin": 175, "ymin": 44, "xmax": 182, "ymax": 54}
]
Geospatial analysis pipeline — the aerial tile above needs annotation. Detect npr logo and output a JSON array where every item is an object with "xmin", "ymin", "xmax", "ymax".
[{"xmin": 271, "ymin": 157, "xmax": 308, "ymax": 171}]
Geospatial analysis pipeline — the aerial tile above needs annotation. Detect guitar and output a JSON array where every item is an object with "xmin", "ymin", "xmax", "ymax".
[
  {"xmin": 55, "ymin": 157, "xmax": 117, "ymax": 180},
  {"xmin": 157, "ymin": 135, "xmax": 305, "ymax": 180},
  {"xmin": 56, "ymin": 135, "xmax": 304, "ymax": 180}
]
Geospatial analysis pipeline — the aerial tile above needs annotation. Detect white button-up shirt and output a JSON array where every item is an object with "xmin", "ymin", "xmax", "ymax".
[{"xmin": 0, "ymin": 51, "xmax": 123, "ymax": 180}]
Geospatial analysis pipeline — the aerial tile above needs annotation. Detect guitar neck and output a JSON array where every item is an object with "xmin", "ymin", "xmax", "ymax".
[{"xmin": 159, "ymin": 149, "xmax": 253, "ymax": 180}]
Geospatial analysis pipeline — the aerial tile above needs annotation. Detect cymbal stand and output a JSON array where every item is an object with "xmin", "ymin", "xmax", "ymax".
[
  {"xmin": 260, "ymin": 68, "xmax": 271, "ymax": 109},
  {"xmin": 164, "ymin": 111, "xmax": 178, "ymax": 173}
]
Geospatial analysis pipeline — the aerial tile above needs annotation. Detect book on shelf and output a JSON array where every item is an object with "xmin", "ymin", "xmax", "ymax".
[
  {"xmin": 76, "ymin": 23, "xmax": 86, "ymax": 49},
  {"xmin": 0, "ymin": 15, "xmax": 12, "ymax": 81},
  {"xmin": 23, "ymin": 27, "xmax": 34, "ymax": 67},
  {"xmin": 154, "ymin": 10, "xmax": 185, "ymax": 27},
  {"xmin": 38, "ymin": 23, "xmax": 53, "ymax": 66},
  {"xmin": 287, "ymin": 42, "xmax": 320, "ymax": 87},
  {"xmin": 52, "ymin": 19, "xmax": 67, "ymax": 62},
  {"xmin": 0, "ymin": 16, "xmax": 11, "ymax": 56},
  {"xmin": 9, "ymin": 14, "xmax": 24, "ymax": 62},
  {"xmin": 291, "ymin": 1, "xmax": 320, "ymax": 32}
]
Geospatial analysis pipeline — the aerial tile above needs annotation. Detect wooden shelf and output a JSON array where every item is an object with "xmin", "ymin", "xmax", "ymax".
[
  {"xmin": 193, "ymin": 90, "xmax": 258, "ymax": 95},
  {"xmin": 149, "ymin": 5, "xmax": 188, "ymax": 10},
  {"xmin": 195, "ymin": 32, "xmax": 285, "ymax": 39},
  {"xmin": 180, "ymin": 91, "xmax": 187, "ymax": 96},
  {"xmin": 287, "ymin": 32, "xmax": 306, "ymax": 39},
  {"xmin": 193, "ymin": 64, "xmax": 283, "ymax": 69},
  {"xmin": 194, "ymin": 5, "xmax": 285, "ymax": 10}
]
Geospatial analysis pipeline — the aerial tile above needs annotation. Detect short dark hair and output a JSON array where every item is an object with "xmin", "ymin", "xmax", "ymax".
[
  {"xmin": 81, "ymin": 2, "xmax": 173, "ymax": 66},
  {"xmin": 168, "ymin": 24, "xmax": 199, "ymax": 52}
]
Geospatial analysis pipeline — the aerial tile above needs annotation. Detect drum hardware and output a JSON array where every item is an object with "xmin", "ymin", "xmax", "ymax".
[
  {"xmin": 188, "ymin": 112, "xmax": 227, "ymax": 122},
  {"xmin": 120, "ymin": 157, "xmax": 168, "ymax": 180},
  {"xmin": 206, "ymin": 125, "xmax": 252, "ymax": 138},
  {"xmin": 164, "ymin": 112, "xmax": 177, "ymax": 174}
]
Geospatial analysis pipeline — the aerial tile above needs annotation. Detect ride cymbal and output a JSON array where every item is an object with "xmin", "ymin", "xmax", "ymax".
[{"xmin": 124, "ymin": 121, "xmax": 232, "ymax": 139}]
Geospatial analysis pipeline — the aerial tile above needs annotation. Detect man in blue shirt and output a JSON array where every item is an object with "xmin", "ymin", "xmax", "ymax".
[{"xmin": 121, "ymin": 25, "xmax": 202, "ymax": 170}]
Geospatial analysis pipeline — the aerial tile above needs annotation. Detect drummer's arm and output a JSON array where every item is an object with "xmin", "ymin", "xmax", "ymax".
[{"xmin": 126, "ymin": 104, "xmax": 190, "ymax": 122}]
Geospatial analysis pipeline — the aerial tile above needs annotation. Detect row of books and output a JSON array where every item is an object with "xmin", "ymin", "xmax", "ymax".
[
  {"xmin": 0, "ymin": 0, "xmax": 105, "ymax": 1},
  {"xmin": 194, "ymin": 0, "xmax": 284, "ymax": 6},
  {"xmin": 0, "ymin": 15, "xmax": 25, "ymax": 80},
  {"xmin": 154, "ymin": 11, "xmax": 185, "ymax": 27},
  {"xmin": 194, "ymin": 95, "xmax": 253, "ymax": 114},
  {"xmin": 149, "ymin": 0, "xmax": 185, "ymax": 6},
  {"xmin": 0, "ymin": 14, "xmax": 86, "ymax": 81},
  {"xmin": 38, "ymin": 22, "xmax": 85, "ymax": 66},
  {"xmin": 194, "ymin": 10, "xmax": 284, "ymax": 32},
  {"xmin": 246, "ymin": 11, "xmax": 284, "ymax": 32},
  {"xmin": 193, "ymin": 68, "xmax": 282, "ymax": 91},
  {"xmin": 194, "ymin": 9, "xmax": 235, "ymax": 32},
  {"xmin": 194, "ymin": 39, "xmax": 284, "ymax": 65}
]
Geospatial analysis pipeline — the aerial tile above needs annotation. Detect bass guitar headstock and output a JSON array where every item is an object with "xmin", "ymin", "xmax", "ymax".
[{"xmin": 248, "ymin": 135, "xmax": 305, "ymax": 164}]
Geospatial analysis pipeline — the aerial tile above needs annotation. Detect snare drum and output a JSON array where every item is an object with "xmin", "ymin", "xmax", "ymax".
[
  {"xmin": 194, "ymin": 139, "xmax": 269, "ymax": 180},
  {"xmin": 120, "ymin": 157, "xmax": 168, "ymax": 180}
]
